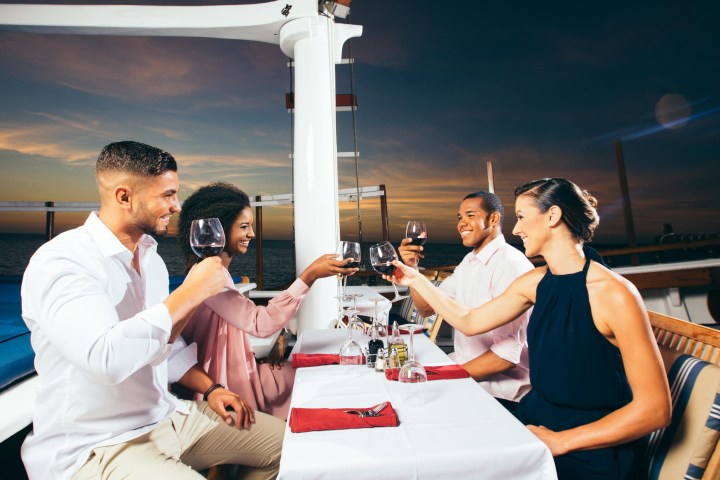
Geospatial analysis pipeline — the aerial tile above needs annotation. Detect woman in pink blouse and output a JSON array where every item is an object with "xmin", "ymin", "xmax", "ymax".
[{"xmin": 178, "ymin": 183, "xmax": 357, "ymax": 420}]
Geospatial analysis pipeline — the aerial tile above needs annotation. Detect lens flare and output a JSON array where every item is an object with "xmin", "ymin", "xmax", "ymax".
[{"xmin": 655, "ymin": 94, "xmax": 691, "ymax": 129}]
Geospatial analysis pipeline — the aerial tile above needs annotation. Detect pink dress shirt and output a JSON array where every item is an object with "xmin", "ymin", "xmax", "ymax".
[
  {"xmin": 182, "ymin": 278, "xmax": 309, "ymax": 420},
  {"xmin": 440, "ymin": 235, "xmax": 534, "ymax": 402}
]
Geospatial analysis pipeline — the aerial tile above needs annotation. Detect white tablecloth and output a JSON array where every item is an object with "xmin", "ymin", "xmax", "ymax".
[
  {"xmin": 339, "ymin": 285, "xmax": 392, "ymax": 322},
  {"xmin": 280, "ymin": 329, "xmax": 557, "ymax": 479}
]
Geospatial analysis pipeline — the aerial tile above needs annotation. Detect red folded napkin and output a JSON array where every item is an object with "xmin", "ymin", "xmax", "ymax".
[
  {"xmin": 384, "ymin": 364, "xmax": 471, "ymax": 381},
  {"xmin": 291, "ymin": 353, "xmax": 340, "ymax": 368},
  {"xmin": 288, "ymin": 402, "xmax": 399, "ymax": 433}
]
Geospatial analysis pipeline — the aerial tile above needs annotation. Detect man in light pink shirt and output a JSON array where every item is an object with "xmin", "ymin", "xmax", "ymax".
[{"xmin": 399, "ymin": 191, "xmax": 533, "ymax": 410}]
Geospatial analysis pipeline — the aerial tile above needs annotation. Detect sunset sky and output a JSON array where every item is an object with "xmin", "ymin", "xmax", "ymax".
[{"xmin": 0, "ymin": 0, "xmax": 718, "ymax": 244}]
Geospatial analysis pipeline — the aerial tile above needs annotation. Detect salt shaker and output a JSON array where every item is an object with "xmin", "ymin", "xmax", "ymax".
[{"xmin": 374, "ymin": 347, "xmax": 386, "ymax": 372}]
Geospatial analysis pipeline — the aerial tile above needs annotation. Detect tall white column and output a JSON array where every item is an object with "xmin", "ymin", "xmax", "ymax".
[{"xmin": 280, "ymin": 17, "xmax": 361, "ymax": 333}]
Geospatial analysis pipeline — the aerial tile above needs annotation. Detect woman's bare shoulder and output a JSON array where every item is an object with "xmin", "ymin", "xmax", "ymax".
[
  {"xmin": 587, "ymin": 262, "xmax": 646, "ymax": 324},
  {"xmin": 588, "ymin": 262, "xmax": 640, "ymax": 297},
  {"xmin": 511, "ymin": 265, "xmax": 546, "ymax": 284},
  {"xmin": 509, "ymin": 265, "xmax": 546, "ymax": 302}
]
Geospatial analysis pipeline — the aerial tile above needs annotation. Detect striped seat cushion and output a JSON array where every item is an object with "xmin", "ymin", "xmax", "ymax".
[
  {"xmin": 397, "ymin": 279, "xmax": 442, "ymax": 325},
  {"xmin": 644, "ymin": 349, "xmax": 720, "ymax": 480}
]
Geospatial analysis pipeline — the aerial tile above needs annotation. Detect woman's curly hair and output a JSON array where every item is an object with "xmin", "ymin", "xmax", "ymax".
[{"xmin": 177, "ymin": 182, "xmax": 250, "ymax": 272}]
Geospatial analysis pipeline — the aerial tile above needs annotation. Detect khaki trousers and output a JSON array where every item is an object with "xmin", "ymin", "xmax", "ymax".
[{"xmin": 73, "ymin": 401, "xmax": 284, "ymax": 480}]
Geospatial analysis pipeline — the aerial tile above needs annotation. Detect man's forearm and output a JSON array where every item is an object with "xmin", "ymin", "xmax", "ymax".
[
  {"xmin": 410, "ymin": 288, "xmax": 435, "ymax": 317},
  {"xmin": 462, "ymin": 350, "xmax": 515, "ymax": 381},
  {"xmin": 177, "ymin": 364, "xmax": 215, "ymax": 395}
]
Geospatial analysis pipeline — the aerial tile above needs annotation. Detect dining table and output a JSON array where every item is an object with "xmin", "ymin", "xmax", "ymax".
[
  {"xmin": 340, "ymin": 285, "xmax": 392, "ymax": 321},
  {"xmin": 279, "ymin": 328, "xmax": 557, "ymax": 479}
]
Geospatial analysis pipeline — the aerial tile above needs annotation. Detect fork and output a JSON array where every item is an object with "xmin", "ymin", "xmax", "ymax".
[{"xmin": 344, "ymin": 401, "xmax": 388, "ymax": 418}]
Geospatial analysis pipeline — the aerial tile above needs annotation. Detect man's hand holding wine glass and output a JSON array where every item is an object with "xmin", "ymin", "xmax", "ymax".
[
  {"xmin": 398, "ymin": 237, "xmax": 424, "ymax": 267},
  {"xmin": 399, "ymin": 220, "xmax": 427, "ymax": 268},
  {"xmin": 167, "ymin": 217, "xmax": 231, "ymax": 322},
  {"xmin": 184, "ymin": 256, "xmax": 232, "ymax": 298}
]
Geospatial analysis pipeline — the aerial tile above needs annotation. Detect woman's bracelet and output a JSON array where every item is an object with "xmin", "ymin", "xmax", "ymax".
[{"xmin": 202, "ymin": 383, "xmax": 224, "ymax": 401}]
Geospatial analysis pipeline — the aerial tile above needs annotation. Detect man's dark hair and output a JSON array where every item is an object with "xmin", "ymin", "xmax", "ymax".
[
  {"xmin": 463, "ymin": 191, "xmax": 504, "ymax": 224},
  {"xmin": 96, "ymin": 141, "xmax": 177, "ymax": 177},
  {"xmin": 177, "ymin": 182, "xmax": 251, "ymax": 272}
]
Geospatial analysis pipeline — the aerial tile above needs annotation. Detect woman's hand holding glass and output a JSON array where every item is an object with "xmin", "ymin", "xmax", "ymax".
[
  {"xmin": 380, "ymin": 259, "xmax": 422, "ymax": 288},
  {"xmin": 335, "ymin": 241, "xmax": 361, "ymax": 324},
  {"xmin": 336, "ymin": 241, "xmax": 361, "ymax": 297},
  {"xmin": 299, "ymin": 253, "xmax": 359, "ymax": 287}
]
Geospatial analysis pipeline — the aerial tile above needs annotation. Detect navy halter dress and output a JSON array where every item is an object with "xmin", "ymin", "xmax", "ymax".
[{"xmin": 515, "ymin": 258, "xmax": 638, "ymax": 479}]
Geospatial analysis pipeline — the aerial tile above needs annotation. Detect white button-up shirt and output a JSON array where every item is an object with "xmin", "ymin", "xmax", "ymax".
[
  {"xmin": 440, "ymin": 235, "xmax": 534, "ymax": 402},
  {"xmin": 20, "ymin": 213, "xmax": 197, "ymax": 480}
]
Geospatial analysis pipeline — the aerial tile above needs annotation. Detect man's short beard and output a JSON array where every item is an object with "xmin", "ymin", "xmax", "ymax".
[
  {"xmin": 136, "ymin": 218, "xmax": 168, "ymax": 237},
  {"xmin": 142, "ymin": 224, "xmax": 168, "ymax": 237}
]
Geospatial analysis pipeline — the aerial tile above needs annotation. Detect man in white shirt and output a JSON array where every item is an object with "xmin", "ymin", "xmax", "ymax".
[
  {"xmin": 21, "ymin": 141, "xmax": 284, "ymax": 480},
  {"xmin": 399, "ymin": 191, "xmax": 533, "ymax": 410}
]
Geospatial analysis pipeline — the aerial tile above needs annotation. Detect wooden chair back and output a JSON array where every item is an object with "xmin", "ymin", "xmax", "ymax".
[
  {"xmin": 420, "ymin": 269, "xmax": 451, "ymax": 343},
  {"xmin": 425, "ymin": 314, "xmax": 444, "ymax": 343},
  {"xmin": 649, "ymin": 311, "xmax": 720, "ymax": 365}
]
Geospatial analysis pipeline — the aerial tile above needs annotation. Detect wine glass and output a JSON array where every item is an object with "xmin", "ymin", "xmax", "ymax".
[
  {"xmin": 405, "ymin": 220, "xmax": 427, "ymax": 268},
  {"xmin": 398, "ymin": 324, "xmax": 427, "ymax": 383},
  {"xmin": 339, "ymin": 310, "xmax": 364, "ymax": 365},
  {"xmin": 336, "ymin": 241, "xmax": 361, "ymax": 323},
  {"xmin": 370, "ymin": 297, "xmax": 387, "ymax": 337},
  {"xmin": 398, "ymin": 324, "xmax": 428, "ymax": 406},
  {"xmin": 190, "ymin": 218, "xmax": 225, "ymax": 259},
  {"xmin": 369, "ymin": 241, "xmax": 407, "ymax": 302},
  {"xmin": 337, "ymin": 241, "xmax": 361, "ymax": 299}
]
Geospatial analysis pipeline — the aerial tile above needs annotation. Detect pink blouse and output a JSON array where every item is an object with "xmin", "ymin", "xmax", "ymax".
[{"xmin": 181, "ymin": 279, "xmax": 309, "ymax": 420}]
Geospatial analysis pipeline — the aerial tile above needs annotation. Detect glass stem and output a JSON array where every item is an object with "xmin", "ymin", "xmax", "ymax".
[{"xmin": 407, "ymin": 328, "xmax": 415, "ymax": 362}]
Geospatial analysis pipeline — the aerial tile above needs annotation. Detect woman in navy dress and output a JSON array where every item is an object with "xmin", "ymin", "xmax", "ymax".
[{"xmin": 388, "ymin": 178, "xmax": 671, "ymax": 479}]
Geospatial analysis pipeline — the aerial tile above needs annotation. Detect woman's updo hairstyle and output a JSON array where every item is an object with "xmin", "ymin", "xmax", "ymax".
[{"xmin": 514, "ymin": 178, "xmax": 599, "ymax": 242}]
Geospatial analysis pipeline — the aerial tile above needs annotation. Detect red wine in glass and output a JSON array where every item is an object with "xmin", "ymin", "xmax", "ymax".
[
  {"xmin": 405, "ymin": 221, "xmax": 427, "ymax": 267},
  {"xmin": 372, "ymin": 262, "xmax": 396, "ymax": 276},
  {"xmin": 190, "ymin": 218, "xmax": 225, "ymax": 259},
  {"xmin": 369, "ymin": 241, "xmax": 407, "ymax": 302},
  {"xmin": 191, "ymin": 244, "xmax": 224, "ymax": 258}
]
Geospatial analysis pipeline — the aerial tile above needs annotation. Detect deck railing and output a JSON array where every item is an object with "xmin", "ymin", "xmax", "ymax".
[{"xmin": 0, "ymin": 184, "xmax": 390, "ymax": 289}]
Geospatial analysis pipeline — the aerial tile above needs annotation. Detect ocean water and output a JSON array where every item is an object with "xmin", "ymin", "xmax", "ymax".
[
  {"xmin": 0, "ymin": 233, "xmax": 471, "ymax": 288},
  {"xmin": 4, "ymin": 231, "xmax": 716, "ymax": 286}
]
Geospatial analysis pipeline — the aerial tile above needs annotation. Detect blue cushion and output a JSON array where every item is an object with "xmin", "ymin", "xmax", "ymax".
[
  {"xmin": 398, "ymin": 279, "xmax": 442, "ymax": 325},
  {"xmin": 0, "ymin": 278, "xmax": 35, "ymax": 391},
  {"xmin": 0, "ymin": 332, "xmax": 34, "ymax": 391}
]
